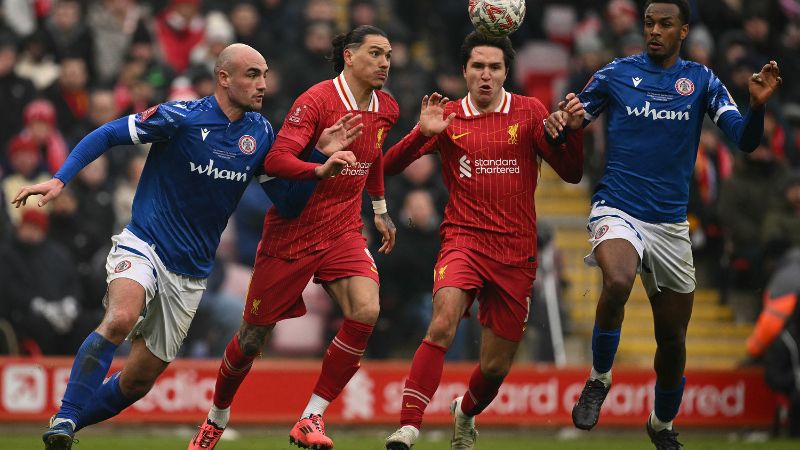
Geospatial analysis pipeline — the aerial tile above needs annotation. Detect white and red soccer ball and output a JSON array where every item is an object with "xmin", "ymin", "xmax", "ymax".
[{"xmin": 468, "ymin": 0, "xmax": 526, "ymax": 38}]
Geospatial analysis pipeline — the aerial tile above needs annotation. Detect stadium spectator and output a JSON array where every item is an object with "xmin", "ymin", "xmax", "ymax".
[
  {"xmin": 282, "ymin": 20, "xmax": 336, "ymax": 99},
  {"xmin": 719, "ymin": 143, "xmax": 789, "ymax": 317},
  {"xmin": 192, "ymin": 25, "xmax": 398, "ymax": 450},
  {"xmin": 0, "ymin": 35, "xmax": 36, "ymax": 152},
  {"xmin": 0, "ymin": 209, "xmax": 88, "ymax": 355},
  {"xmin": 2, "ymin": 135, "xmax": 51, "ymax": 225},
  {"xmin": 153, "ymin": 0, "xmax": 207, "ymax": 74},
  {"xmin": 19, "ymin": 99, "xmax": 68, "ymax": 175},
  {"xmin": 86, "ymin": 0, "xmax": 149, "ymax": 85},
  {"xmin": 42, "ymin": 0, "xmax": 95, "ymax": 68},
  {"xmin": 762, "ymin": 171, "xmax": 800, "ymax": 249},
  {"xmin": 15, "ymin": 43, "xmax": 331, "ymax": 450},
  {"xmin": 14, "ymin": 31, "xmax": 60, "ymax": 91},
  {"xmin": 384, "ymin": 31, "xmax": 584, "ymax": 450},
  {"xmin": 44, "ymin": 57, "xmax": 91, "ymax": 136},
  {"xmin": 228, "ymin": 1, "xmax": 272, "ymax": 59},
  {"xmin": 567, "ymin": 2, "xmax": 782, "ymax": 450}
]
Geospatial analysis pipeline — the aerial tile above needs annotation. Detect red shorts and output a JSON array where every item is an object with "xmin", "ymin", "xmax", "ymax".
[
  {"xmin": 244, "ymin": 232, "xmax": 379, "ymax": 326},
  {"xmin": 433, "ymin": 247, "xmax": 536, "ymax": 342}
]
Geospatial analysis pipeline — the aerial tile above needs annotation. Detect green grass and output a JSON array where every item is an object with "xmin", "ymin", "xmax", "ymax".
[{"xmin": 9, "ymin": 428, "xmax": 800, "ymax": 450}]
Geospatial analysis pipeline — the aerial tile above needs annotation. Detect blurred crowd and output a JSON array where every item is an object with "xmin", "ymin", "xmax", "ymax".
[{"xmin": 0, "ymin": 0, "xmax": 798, "ymax": 372}]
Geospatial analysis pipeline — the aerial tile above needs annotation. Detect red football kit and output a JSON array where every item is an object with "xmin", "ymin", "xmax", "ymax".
[
  {"xmin": 385, "ymin": 90, "xmax": 584, "ymax": 341},
  {"xmin": 244, "ymin": 74, "xmax": 399, "ymax": 325}
]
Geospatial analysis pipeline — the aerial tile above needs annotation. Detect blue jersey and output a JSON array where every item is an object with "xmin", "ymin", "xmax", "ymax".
[
  {"xmin": 55, "ymin": 96, "xmax": 317, "ymax": 278},
  {"xmin": 579, "ymin": 53, "xmax": 761, "ymax": 223}
]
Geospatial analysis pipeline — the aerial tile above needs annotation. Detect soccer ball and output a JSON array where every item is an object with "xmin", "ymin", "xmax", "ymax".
[{"xmin": 468, "ymin": 0, "xmax": 526, "ymax": 38}]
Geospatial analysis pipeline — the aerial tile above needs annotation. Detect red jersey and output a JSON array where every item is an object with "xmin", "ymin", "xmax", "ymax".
[
  {"xmin": 385, "ymin": 91, "xmax": 583, "ymax": 268},
  {"xmin": 261, "ymin": 74, "xmax": 399, "ymax": 259}
]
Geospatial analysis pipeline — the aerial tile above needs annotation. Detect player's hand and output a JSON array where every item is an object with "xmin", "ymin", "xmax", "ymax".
[
  {"xmin": 749, "ymin": 60, "xmax": 782, "ymax": 108},
  {"xmin": 556, "ymin": 93, "xmax": 586, "ymax": 130},
  {"xmin": 314, "ymin": 150, "xmax": 357, "ymax": 179},
  {"xmin": 11, "ymin": 178, "xmax": 65, "ymax": 208},
  {"xmin": 419, "ymin": 92, "xmax": 456, "ymax": 137},
  {"xmin": 317, "ymin": 113, "xmax": 364, "ymax": 156},
  {"xmin": 374, "ymin": 212, "xmax": 396, "ymax": 254}
]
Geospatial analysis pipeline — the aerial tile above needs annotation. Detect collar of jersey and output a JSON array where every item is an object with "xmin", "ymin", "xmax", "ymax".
[
  {"xmin": 641, "ymin": 52, "xmax": 684, "ymax": 73},
  {"xmin": 461, "ymin": 89, "xmax": 511, "ymax": 117},
  {"xmin": 333, "ymin": 72, "xmax": 379, "ymax": 112},
  {"xmin": 208, "ymin": 94, "xmax": 249, "ymax": 124}
]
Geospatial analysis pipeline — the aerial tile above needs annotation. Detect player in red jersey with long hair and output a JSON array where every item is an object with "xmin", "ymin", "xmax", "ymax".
[
  {"xmin": 189, "ymin": 25, "xmax": 398, "ymax": 450},
  {"xmin": 383, "ymin": 31, "xmax": 586, "ymax": 450}
]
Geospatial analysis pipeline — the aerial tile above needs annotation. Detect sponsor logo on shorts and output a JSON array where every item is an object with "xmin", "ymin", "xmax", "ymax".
[
  {"xmin": 115, "ymin": 260, "xmax": 132, "ymax": 273},
  {"xmin": 250, "ymin": 298, "xmax": 261, "ymax": 315},
  {"xmin": 238, "ymin": 135, "xmax": 256, "ymax": 155},
  {"xmin": 594, "ymin": 224, "xmax": 609, "ymax": 240}
]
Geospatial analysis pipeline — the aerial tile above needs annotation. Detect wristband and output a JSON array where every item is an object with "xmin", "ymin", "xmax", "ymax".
[{"xmin": 372, "ymin": 199, "xmax": 387, "ymax": 215}]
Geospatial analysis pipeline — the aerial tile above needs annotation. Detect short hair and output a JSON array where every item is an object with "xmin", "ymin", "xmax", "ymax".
[
  {"xmin": 460, "ymin": 31, "xmax": 516, "ymax": 72},
  {"xmin": 644, "ymin": 0, "xmax": 691, "ymax": 25},
  {"xmin": 329, "ymin": 25, "xmax": 388, "ymax": 73}
]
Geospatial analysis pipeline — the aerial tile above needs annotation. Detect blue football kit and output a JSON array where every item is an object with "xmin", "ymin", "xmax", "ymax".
[{"xmin": 578, "ymin": 53, "xmax": 764, "ymax": 223}]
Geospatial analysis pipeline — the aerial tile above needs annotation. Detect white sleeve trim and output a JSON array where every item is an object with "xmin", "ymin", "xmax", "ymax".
[
  {"xmin": 127, "ymin": 114, "xmax": 141, "ymax": 144},
  {"xmin": 257, "ymin": 174, "xmax": 276, "ymax": 183},
  {"xmin": 713, "ymin": 105, "xmax": 738, "ymax": 124}
]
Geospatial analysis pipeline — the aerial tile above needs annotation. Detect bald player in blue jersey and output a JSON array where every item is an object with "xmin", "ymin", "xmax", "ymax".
[
  {"xmin": 12, "ymin": 43, "xmax": 361, "ymax": 450},
  {"xmin": 545, "ymin": 1, "xmax": 782, "ymax": 449}
]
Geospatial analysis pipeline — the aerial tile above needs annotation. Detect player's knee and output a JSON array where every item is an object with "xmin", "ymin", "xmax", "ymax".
[
  {"xmin": 99, "ymin": 311, "xmax": 139, "ymax": 342},
  {"xmin": 426, "ymin": 317, "xmax": 458, "ymax": 347},
  {"xmin": 602, "ymin": 270, "xmax": 636, "ymax": 303},
  {"xmin": 349, "ymin": 301, "xmax": 380, "ymax": 324},
  {"xmin": 119, "ymin": 373, "xmax": 156, "ymax": 400},
  {"xmin": 238, "ymin": 324, "xmax": 270, "ymax": 356},
  {"xmin": 481, "ymin": 360, "xmax": 511, "ymax": 381}
]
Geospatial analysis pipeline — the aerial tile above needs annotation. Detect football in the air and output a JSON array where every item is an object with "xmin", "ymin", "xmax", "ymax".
[{"xmin": 468, "ymin": 0, "xmax": 526, "ymax": 37}]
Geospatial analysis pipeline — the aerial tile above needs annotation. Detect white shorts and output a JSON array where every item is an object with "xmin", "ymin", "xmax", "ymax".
[
  {"xmin": 105, "ymin": 229, "xmax": 207, "ymax": 362},
  {"xmin": 584, "ymin": 203, "xmax": 696, "ymax": 297}
]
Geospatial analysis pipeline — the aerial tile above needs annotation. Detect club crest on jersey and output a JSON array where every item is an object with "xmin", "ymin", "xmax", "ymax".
[
  {"xmin": 507, "ymin": 123, "xmax": 519, "ymax": 144},
  {"xmin": 675, "ymin": 78, "xmax": 695, "ymax": 96},
  {"xmin": 250, "ymin": 298, "xmax": 261, "ymax": 315},
  {"xmin": 376, "ymin": 127, "xmax": 385, "ymax": 148},
  {"xmin": 114, "ymin": 260, "xmax": 132, "ymax": 273},
  {"xmin": 140, "ymin": 105, "xmax": 159, "ymax": 121},
  {"xmin": 594, "ymin": 224, "xmax": 609, "ymax": 240},
  {"xmin": 238, "ymin": 135, "xmax": 256, "ymax": 155}
]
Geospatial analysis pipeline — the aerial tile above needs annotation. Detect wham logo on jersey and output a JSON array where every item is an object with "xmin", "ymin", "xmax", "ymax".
[
  {"xmin": 189, "ymin": 159, "xmax": 248, "ymax": 182},
  {"xmin": 625, "ymin": 101, "xmax": 690, "ymax": 121}
]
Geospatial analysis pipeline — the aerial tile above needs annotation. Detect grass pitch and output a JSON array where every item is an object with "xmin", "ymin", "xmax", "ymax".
[{"xmin": 6, "ymin": 426, "xmax": 799, "ymax": 450}]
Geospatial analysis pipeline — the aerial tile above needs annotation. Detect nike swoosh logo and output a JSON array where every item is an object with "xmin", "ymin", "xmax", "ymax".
[
  {"xmin": 451, "ymin": 132, "xmax": 471, "ymax": 140},
  {"xmin": 405, "ymin": 403, "xmax": 421, "ymax": 410}
]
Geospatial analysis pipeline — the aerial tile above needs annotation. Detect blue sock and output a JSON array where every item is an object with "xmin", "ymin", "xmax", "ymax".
[
  {"xmin": 591, "ymin": 324, "xmax": 621, "ymax": 374},
  {"xmin": 75, "ymin": 372, "xmax": 135, "ymax": 431},
  {"xmin": 654, "ymin": 377, "xmax": 686, "ymax": 423},
  {"xmin": 56, "ymin": 332, "xmax": 118, "ymax": 426}
]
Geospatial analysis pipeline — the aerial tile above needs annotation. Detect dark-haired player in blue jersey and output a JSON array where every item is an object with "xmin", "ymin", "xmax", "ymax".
[
  {"xmin": 13, "ymin": 43, "xmax": 361, "ymax": 450},
  {"xmin": 546, "ymin": 1, "xmax": 782, "ymax": 449}
]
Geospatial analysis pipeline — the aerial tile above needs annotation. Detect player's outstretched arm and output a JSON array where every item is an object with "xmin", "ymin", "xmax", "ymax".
[
  {"xmin": 749, "ymin": 60, "xmax": 782, "ymax": 108},
  {"xmin": 11, "ymin": 178, "xmax": 65, "ymax": 208},
  {"xmin": 418, "ymin": 92, "xmax": 456, "ymax": 137},
  {"xmin": 316, "ymin": 113, "xmax": 365, "ymax": 156}
]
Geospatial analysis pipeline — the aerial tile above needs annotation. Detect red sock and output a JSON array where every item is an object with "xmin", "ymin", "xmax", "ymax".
[
  {"xmin": 312, "ymin": 318, "xmax": 374, "ymax": 401},
  {"xmin": 400, "ymin": 340, "xmax": 447, "ymax": 429},
  {"xmin": 460, "ymin": 364, "xmax": 502, "ymax": 416},
  {"xmin": 213, "ymin": 334, "xmax": 257, "ymax": 409}
]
